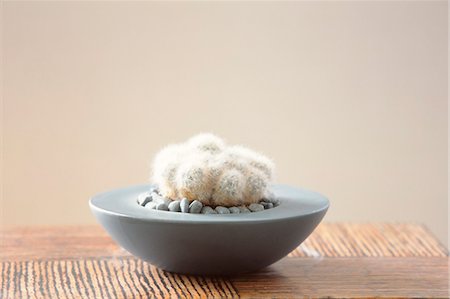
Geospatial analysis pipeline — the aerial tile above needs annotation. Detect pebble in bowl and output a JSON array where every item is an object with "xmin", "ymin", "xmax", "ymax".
[{"xmin": 89, "ymin": 134, "xmax": 329, "ymax": 275}]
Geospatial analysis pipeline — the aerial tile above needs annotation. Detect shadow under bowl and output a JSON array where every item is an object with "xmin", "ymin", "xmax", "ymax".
[{"xmin": 89, "ymin": 184, "xmax": 329, "ymax": 275}]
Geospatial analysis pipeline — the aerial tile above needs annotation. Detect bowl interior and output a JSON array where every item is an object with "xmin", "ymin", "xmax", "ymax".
[{"xmin": 90, "ymin": 184, "xmax": 329, "ymax": 224}]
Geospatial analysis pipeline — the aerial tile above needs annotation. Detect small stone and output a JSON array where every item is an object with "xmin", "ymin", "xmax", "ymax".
[
  {"xmin": 229, "ymin": 207, "xmax": 240, "ymax": 214},
  {"xmin": 238, "ymin": 206, "xmax": 251, "ymax": 213},
  {"xmin": 152, "ymin": 193, "xmax": 172, "ymax": 206},
  {"xmin": 156, "ymin": 203, "xmax": 169, "ymax": 211},
  {"xmin": 271, "ymin": 199, "xmax": 280, "ymax": 206},
  {"xmin": 168, "ymin": 200, "xmax": 181, "ymax": 212},
  {"xmin": 263, "ymin": 193, "xmax": 280, "ymax": 206},
  {"xmin": 189, "ymin": 200, "xmax": 203, "ymax": 213},
  {"xmin": 137, "ymin": 192, "xmax": 152, "ymax": 206},
  {"xmin": 201, "ymin": 206, "xmax": 217, "ymax": 214},
  {"xmin": 180, "ymin": 198, "xmax": 190, "ymax": 213},
  {"xmin": 146, "ymin": 202, "xmax": 157, "ymax": 209},
  {"xmin": 215, "ymin": 206, "xmax": 230, "ymax": 214},
  {"xmin": 248, "ymin": 203, "xmax": 264, "ymax": 212},
  {"xmin": 261, "ymin": 202, "xmax": 274, "ymax": 209}
]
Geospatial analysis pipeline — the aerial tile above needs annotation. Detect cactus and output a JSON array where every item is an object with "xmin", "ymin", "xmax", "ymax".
[{"xmin": 151, "ymin": 133, "xmax": 274, "ymax": 206}]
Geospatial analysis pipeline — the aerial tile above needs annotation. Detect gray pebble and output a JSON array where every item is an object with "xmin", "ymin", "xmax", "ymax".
[
  {"xmin": 157, "ymin": 203, "xmax": 169, "ymax": 211},
  {"xmin": 168, "ymin": 200, "xmax": 181, "ymax": 212},
  {"xmin": 150, "ymin": 191, "xmax": 160, "ymax": 197},
  {"xmin": 152, "ymin": 193, "xmax": 172, "ymax": 206},
  {"xmin": 137, "ymin": 192, "xmax": 152, "ymax": 206},
  {"xmin": 180, "ymin": 198, "xmax": 190, "ymax": 213},
  {"xmin": 249, "ymin": 203, "xmax": 264, "ymax": 212},
  {"xmin": 201, "ymin": 206, "xmax": 217, "ymax": 214},
  {"xmin": 271, "ymin": 199, "xmax": 280, "ymax": 206},
  {"xmin": 238, "ymin": 206, "xmax": 251, "ymax": 213},
  {"xmin": 262, "ymin": 193, "xmax": 280, "ymax": 206},
  {"xmin": 229, "ymin": 207, "xmax": 240, "ymax": 214},
  {"xmin": 215, "ymin": 206, "xmax": 230, "ymax": 214},
  {"xmin": 261, "ymin": 201, "xmax": 274, "ymax": 209},
  {"xmin": 146, "ymin": 202, "xmax": 157, "ymax": 209},
  {"xmin": 189, "ymin": 200, "xmax": 203, "ymax": 214}
]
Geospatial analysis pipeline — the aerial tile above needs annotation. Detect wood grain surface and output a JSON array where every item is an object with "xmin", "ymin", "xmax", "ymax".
[{"xmin": 0, "ymin": 223, "xmax": 448, "ymax": 298}]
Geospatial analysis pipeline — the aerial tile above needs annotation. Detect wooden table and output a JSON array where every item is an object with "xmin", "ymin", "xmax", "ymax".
[{"xmin": 0, "ymin": 223, "xmax": 448, "ymax": 298}]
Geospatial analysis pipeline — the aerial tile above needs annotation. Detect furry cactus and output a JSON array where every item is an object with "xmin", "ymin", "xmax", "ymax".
[{"xmin": 151, "ymin": 133, "xmax": 274, "ymax": 206}]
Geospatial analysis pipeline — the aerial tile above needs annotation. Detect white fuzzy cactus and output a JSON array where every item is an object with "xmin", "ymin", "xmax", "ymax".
[{"xmin": 151, "ymin": 133, "xmax": 274, "ymax": 206}]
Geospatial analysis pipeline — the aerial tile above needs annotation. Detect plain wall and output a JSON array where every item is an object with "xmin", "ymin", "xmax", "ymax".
[{"xmin": 2, "ymin": 1, "xmax": 448, "ymax": 246}]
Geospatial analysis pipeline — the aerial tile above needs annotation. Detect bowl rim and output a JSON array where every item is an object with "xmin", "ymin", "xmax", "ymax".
[{"xmin": 89, "ymin": 184, "xmax": 329, "ymax": 224}]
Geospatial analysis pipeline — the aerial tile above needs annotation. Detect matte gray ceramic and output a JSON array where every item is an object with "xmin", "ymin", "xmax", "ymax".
[{"xmin": 89, "ymin": 184, "xmax": 329, "ymax": 275}]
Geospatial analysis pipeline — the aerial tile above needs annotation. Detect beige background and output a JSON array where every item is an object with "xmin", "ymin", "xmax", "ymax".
[{"xmin": 2, "ymin": 1, "xmax": 448, "ymax": 246}]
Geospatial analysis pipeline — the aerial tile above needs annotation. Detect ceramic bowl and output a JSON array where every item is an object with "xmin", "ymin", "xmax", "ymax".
[{"xmin": 89, "ymin": 184, "xmax": 329, "ymax": 275}]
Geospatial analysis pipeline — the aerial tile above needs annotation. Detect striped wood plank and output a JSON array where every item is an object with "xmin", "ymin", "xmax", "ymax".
[
  {"xmin": 1, "ymin": 256, "xmax": 447, "ymax": 299},
  {"xmin": 289, "ymin": 222, "xmax": 447, "ymax": 257},
  {"xmin": 0, "ymin": 258, "xmax": 239, "ymax": 299},
  {"xmin": 0, "ymin": 223, "xmax": 448, "ymax": 298}
]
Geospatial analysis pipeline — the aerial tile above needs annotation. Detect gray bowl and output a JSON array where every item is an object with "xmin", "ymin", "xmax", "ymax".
[{"xmin": 89, "ymin": 184, "xmax": 329, "ymax": 275}]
